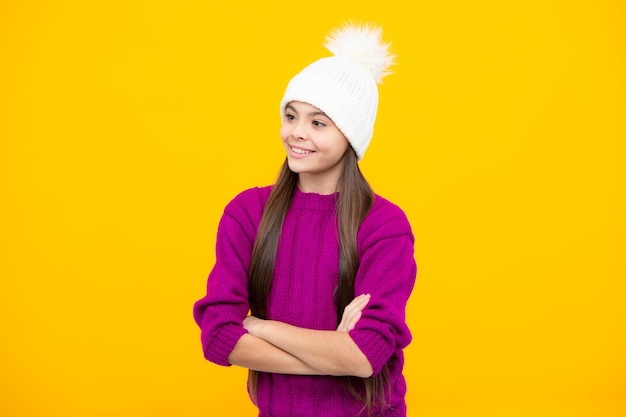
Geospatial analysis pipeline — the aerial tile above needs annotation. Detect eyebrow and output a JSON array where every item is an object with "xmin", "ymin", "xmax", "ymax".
[{"xmin": 285, "ymin": 104, "xmax": 330, "ymax": 119}]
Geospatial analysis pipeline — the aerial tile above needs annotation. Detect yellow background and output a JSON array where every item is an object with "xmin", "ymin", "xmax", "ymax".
[{"xmin": 1, "ymin": 1, "xmax": 624, "ymax": 416}]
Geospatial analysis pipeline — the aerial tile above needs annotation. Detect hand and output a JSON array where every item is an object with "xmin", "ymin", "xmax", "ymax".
[
  {"xmin": 243, "ymin": 315, "xmax": 264, "ymax": 336},
  {"xmin": 336, "ymin": 294, "xmax": 371, "ymax": 333}
]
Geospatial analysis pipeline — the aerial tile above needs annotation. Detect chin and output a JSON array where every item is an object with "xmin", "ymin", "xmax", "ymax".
[{"xmin": 286, "ymin": 159, "xmax": 307, "ymax": 174}]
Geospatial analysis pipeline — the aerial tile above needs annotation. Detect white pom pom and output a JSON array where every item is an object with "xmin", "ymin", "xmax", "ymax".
[{"xmin": 324, "ymin": 22, "xmax": 395, "ymax": 84}]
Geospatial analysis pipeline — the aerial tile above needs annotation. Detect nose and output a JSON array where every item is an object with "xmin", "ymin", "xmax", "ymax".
[{"xmin": 291, "ymin": 120, "xmax": 307, "ymax": 141}]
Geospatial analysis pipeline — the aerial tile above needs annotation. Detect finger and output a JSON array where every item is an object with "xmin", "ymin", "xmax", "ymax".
[
  {"xmin": 337, "ymin": 308, "xmax": 358, "ymax": 332},
  {"xmin": 347, "ymin": 293, "xmax": 370, "ymax": 307},
  {"xmin": 337, "ymin": 294, "xmax": 371, "ymax": 332},
  {"xmin": 346, "ymin": 294, "xmax": 370, "ymax": 311},
  {"xmin": 345, "ymin": 310, "xmax": 362, "ymax": 332},
  {"xmin": 339, "ymin": 295, "xmax": 370, "ymax": 326}
]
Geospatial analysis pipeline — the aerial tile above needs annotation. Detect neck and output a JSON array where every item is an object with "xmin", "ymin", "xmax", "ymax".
[{"xmin": 297, "ymin": 173, "xmax": 340, "ymax": 195}]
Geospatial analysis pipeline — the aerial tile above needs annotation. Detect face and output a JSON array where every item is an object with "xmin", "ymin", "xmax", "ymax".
[{"xmin": 280, "ymin": 101, "xmax": 350, "ymax": 193}]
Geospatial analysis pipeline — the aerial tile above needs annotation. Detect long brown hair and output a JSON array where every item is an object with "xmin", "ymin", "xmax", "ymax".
[{"xmin": 247, "ymin": 149, "xmax": 390, "ymax": 415}]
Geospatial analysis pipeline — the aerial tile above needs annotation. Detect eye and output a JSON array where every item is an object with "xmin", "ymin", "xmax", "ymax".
[
  {"xmin": 285, "ymin": 113, "xmax": 296, "ymax": 122},
  {"xmin": 312, "ymin": 120, "xmax": 327, "ymax": 127}
]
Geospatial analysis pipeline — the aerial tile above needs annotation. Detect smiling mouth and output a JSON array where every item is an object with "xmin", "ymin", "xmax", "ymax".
[{"xmin": 291, "ymin": 146, "xmax": 313, "ymax": 155}]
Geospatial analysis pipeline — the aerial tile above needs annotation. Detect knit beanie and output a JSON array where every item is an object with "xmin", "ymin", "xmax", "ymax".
[{"xmin": 279, "ymin": 23, "xmax": 395, "ymax": 160}]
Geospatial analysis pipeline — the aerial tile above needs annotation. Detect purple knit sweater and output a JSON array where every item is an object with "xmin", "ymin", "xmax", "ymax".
[{"xmin": 193, "ymin": 186, "xmax": 417, "ymax": 417}]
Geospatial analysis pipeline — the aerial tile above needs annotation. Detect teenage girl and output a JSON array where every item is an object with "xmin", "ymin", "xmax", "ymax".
[{"xmin": 193, "ymin": 23, "xmax": 417, "ymax": 417}]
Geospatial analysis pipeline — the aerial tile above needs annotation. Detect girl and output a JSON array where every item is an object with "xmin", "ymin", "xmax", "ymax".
[{"xmin": 193, "ymin": 23, "xmax": 417, "ymax": 417}]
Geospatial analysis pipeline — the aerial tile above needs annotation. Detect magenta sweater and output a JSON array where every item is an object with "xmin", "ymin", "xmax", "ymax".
[{"xmin": 193, "ymin": 186, "xmax": 417, "ymax": 416}]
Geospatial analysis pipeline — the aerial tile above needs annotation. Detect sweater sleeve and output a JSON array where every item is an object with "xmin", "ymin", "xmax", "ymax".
[
  {"xmin": 192, "ymin": 189, "xmax": 265, "ymax": 366},
  {"xmin": 349, "ymin": 202, "xmax": 417, "ymax": 376}
]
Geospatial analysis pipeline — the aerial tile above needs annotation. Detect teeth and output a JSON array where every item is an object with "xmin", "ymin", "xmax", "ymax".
[{"xmin": 291, "ymin": 147, "xmax": 312, "ymax": 155}]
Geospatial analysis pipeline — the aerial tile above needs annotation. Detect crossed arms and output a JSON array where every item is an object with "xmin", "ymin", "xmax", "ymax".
[{"xmin": 227, "ymin": 294, "xmax": 374, "ymax": 378}]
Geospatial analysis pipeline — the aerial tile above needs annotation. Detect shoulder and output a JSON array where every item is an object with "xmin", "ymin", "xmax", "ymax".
[
  {"xmin": 226, "ymin": 185, "xmax": 272, "ymax": 210},
  {"xmin": 223, "ymin": 185, "xmax": 273, "ymax": 225},
  {"xmin": 359, "ymin": 194, "xmax": 414, "ymax": 246}
]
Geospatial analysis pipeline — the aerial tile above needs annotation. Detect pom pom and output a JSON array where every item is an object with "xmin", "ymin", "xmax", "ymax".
[{"xmin": 324, "ymin": 22, "xmax": 395, "ymax": 84}]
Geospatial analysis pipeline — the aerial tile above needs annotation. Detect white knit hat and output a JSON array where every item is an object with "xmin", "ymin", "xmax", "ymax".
[{"xmin": 279, "ymin": 23, "xmax": 395, "ymax": 160}]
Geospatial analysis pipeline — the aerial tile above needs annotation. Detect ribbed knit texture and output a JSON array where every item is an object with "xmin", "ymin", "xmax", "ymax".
[{"xmin": 193, "ymin": 186, "xmax": 417, "ymax": 417}]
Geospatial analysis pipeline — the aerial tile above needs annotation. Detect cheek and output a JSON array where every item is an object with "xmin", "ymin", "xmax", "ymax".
[
  {"xmin": 279, "ymin": 124, "xmax": 290, "ymax": 141},
  {"xmin": 330, "ymin": 138, "xmax": 350, "ymax": 156},
  {"xmin": 340, "ymin": 140, "xmax": 350, "ymax": 154}
]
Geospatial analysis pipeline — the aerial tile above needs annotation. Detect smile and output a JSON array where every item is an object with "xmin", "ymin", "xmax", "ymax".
[{"xmin": 290, "ymin": 146, "xmax": 313, "ymax": 155}]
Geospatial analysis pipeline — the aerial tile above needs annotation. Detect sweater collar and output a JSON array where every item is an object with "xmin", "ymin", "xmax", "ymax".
[{"xmin": 291, "ymin": 187, "xmax": 338, "ymax": 211}]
